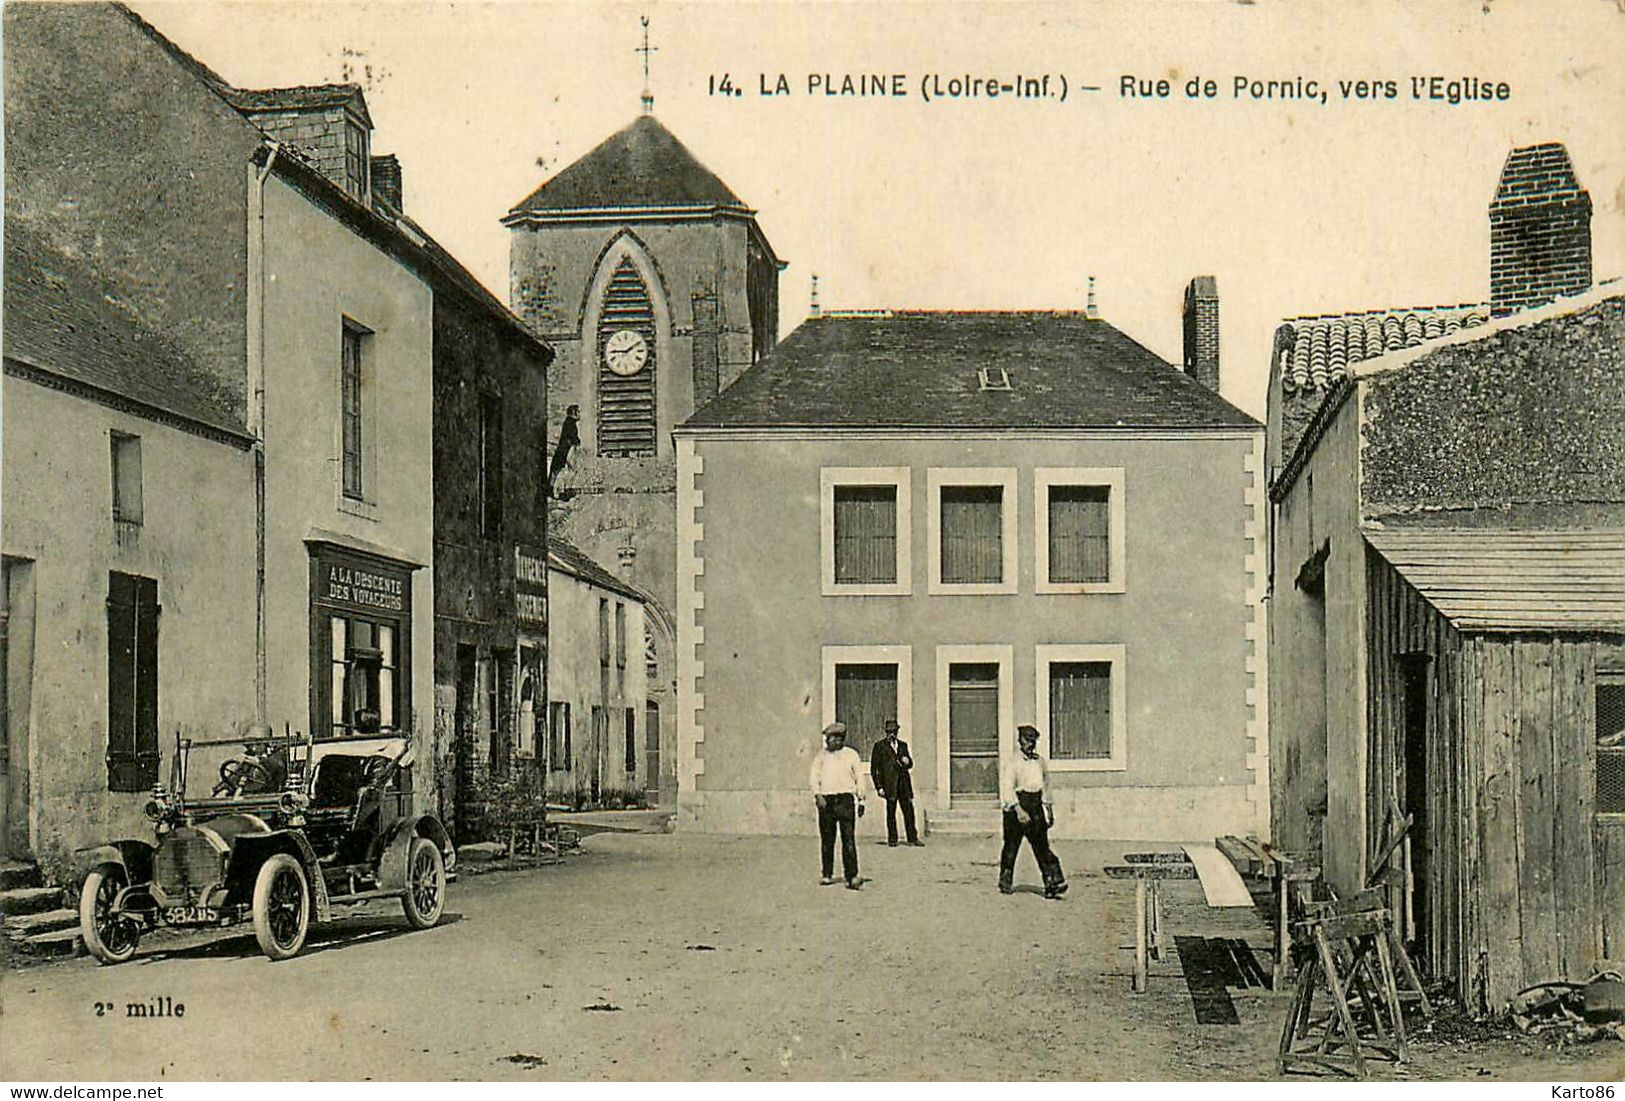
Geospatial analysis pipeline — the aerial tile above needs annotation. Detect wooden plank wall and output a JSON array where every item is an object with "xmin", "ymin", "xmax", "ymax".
[
  {"xmin": 1468, "ymin": 635, "xmax": 1603, "ymax": 1013},
  {"xmin": 1364, "ymin": 550, "xmax": 1462, "ymax": 991},
  {"xmin": 1366, "ymin": 548, "xmax": 1615, "ymax": 1013}
]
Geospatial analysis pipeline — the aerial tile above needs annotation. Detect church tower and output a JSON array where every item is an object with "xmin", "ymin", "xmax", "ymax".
[{"xmin": 505, "ymin": 106, "xmax": 781, "ymax": 802}]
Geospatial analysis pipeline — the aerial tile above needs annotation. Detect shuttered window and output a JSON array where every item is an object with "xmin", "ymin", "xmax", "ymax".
[
  {"xmin": 107, "ymin": 572, "xmax": 159, "ymax": 791},
  {"xmin": 625, "ymin": 708, "xmax": 637, "ymax": 774},
  {"xmin": 1049, "ymin": 661, "xmax": 1112, "ymax": 761},
  {"xmin": 940, "ymin": 485, "xmax": 1003, "ymax": 585},
  {"xmin": 833, "ymin": 486, "xmax": 898, "ymax": 584},
  {"xmin": 490, "ymin": 651, "xmax": 513, "ymax": 781},
  {"xmin": 614, "ymin": 603, "xmax": 627, "ymax": 695},
  {"xmin": 1598, "ymin": 674, "xmax": 1625, "ymax": 815},
  {"xmin": 834, "ymin": 663, "xmax": 898, "ymax": 762},
  {"xmin": 598, "ymin": 258, "xmax": 657, "ymax": 456},
  {"xmin": 1048, "ymin": 485, "xmax": 1110, "ymax": 584},
  {"xmin": 478, "ymin": 393, "xmax": 503, "ymax": 538},
  {"xmin": 548, "ymin": 701, "xmax": 571, "ymax": 772}
]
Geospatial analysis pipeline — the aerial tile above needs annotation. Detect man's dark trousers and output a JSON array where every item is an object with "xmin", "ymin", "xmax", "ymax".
[
  {"xmin": 884, "ymin": 795, "xmax": 919, "ymax": 846},
  {"xmin": 817, "ymin": 793, "xmax": 859, "ymax": 882},
  {"xmin": 870, "ymin": 738, "xmax": 920, "ymax": 845},
  {"xmin": 998, "ymin": 791, "xmax": 1064, "ymax": 891}
]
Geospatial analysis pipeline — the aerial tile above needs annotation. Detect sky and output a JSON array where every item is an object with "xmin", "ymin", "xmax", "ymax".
[{"xmin": 135, "ymin": 0, "xmax": 1625, "ymax": 420}]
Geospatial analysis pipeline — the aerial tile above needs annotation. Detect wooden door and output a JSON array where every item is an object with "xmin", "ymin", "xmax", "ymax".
[
  {"xmin": 1400, "ymin": 655, "xmax": 1432, "ymax": 967},
  {"xmin": 948, "ymin": 663, "xmax": 1000, "ymax": 802},
  {"xmin": 452, "ymin": 646, "xmax": 479, "ymax": 843},
  {"xmin": 644, "ymin": 701, "xmax": 660, "ymax": 803}
]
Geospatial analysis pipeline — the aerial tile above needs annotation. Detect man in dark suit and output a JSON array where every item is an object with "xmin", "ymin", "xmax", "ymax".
[{"xmin": 870, "ymin": 718, "xmax": 923, "ymax": 847}]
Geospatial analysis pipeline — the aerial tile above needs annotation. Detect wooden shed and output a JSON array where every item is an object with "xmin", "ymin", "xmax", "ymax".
[{"xmin": 1362, "ymin": 527, "xmax": 1625, "ymax": 1014}]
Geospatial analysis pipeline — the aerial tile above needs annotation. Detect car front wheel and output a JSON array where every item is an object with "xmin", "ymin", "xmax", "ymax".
[
  {"xmin": 251, "ymin": 853, "xmax": 310, "ymax": 961},
  {"xmin": 401, "ymin": 836, "xmax": 445, "ymax": 929},
  {"xmin": 79, "ymin": 864, "xmax": 140, "ymax": 965}
]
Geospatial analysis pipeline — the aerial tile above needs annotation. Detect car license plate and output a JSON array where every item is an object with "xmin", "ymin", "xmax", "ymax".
[{"xmin": 164, "ymin": 905, "xmax": 219, "ymax": 925}]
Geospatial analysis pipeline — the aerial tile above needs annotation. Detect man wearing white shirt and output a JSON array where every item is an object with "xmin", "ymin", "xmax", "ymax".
[
  {"xmin": 998, "ymin": 724, "xmax": 1067, "ymax": 899},
  {"xmin": 809, "ymin": 722, "xmax": 866, "ymax": 890}
]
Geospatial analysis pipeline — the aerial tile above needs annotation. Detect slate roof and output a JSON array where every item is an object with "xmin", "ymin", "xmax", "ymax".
[
  {"xmin": 1277, "ymin": 303, "xmax": 1488, "ymax": 392},
  {"xmin": 547, "ymin": 537, "xmax": 645, "ymax": 603},
  {"xmin": 1365, "ymin": 527, "xmax": 1625, "ymax": 632},
  {"xmin": 226, "ymin": 84, "xmax": 372, "ymax": 126},
  {"xmin": 681, "ymin": 311, "xmax": 1259, "ymax": 430},
  {"xmin": 507, "ymin": 115, "xmax": 747, "ymax": 216},
  {"xmin": 3, "ymin": 221, "xmax": 247, "ymax": 438}
]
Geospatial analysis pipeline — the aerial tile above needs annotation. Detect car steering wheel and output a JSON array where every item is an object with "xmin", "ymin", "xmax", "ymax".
[{"xmin": 214, "ymin": 758, "xmax": 273, "ymax": 796}]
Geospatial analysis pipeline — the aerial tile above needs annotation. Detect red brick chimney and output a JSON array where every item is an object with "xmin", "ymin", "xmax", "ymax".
[
  {"xmin": 1182, "ymin": 275, "xmax": 1220, "ymax": 392},
  {"xmin": 1489, "ymin": 143, "xmax": 1591, "ymax": 318}
]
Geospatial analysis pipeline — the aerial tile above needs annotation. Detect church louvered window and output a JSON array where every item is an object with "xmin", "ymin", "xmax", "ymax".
[{"xmin": 597, "ymin": 258, "xmax": 657, "ymax": 456}]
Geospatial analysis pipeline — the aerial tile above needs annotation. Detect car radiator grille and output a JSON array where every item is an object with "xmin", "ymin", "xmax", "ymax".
[{"xmin": 155, "ymin": 829, "xmax": 223, "ymax": 899}]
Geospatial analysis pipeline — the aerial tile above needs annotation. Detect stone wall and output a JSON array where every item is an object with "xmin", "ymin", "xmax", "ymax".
[
  {"xmin": 1362, "ymin": 296, "xmax": 1625, "ymax": 519},
  {"xmin": 3, "ymin": 2, "xmax": 261, "ymax": 421}
]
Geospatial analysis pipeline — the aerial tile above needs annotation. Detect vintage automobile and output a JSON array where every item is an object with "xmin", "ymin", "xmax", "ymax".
[{"xmin": 77, "ymin": 732, "xmax": 454, "ymax": 963}]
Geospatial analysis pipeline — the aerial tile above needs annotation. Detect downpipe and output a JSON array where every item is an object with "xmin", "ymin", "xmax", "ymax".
[{"xmin": 248, "ymin": 142, "xmax": 280, "ymax": 722}]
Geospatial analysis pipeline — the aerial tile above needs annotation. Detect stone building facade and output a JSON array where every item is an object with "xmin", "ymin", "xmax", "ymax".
[{"xmin": 506, "ymin": 111, "xmax": 782, "ymax": 804}]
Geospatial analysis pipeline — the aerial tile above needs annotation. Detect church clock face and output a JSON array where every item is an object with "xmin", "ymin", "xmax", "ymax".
[{"xmin": 603, "ymin": 329, "xmax": 650, "ymax": 377}]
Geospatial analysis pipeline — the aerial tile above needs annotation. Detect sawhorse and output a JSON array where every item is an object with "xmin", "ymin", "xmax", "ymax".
[
  {"xmin": 1278, "ymin": 897, "xmax": 1410, "ymax": 1078},
  {"xmin": 1103, "ymin": 852, "xmax": 1196, "ymax": 993}
]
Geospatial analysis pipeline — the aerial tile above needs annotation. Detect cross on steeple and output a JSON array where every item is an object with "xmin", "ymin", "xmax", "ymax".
[{"xmin": 637, "ymin": 15, "xmax": 658, "ymax": 114}]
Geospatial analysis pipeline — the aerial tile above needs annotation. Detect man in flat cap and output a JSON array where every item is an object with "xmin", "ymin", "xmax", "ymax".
[
  {"xmin": 870, "ymin": 717, "xmax": 922, "ymax": 847},
  {"xmin": 809, "ymin": 722, "xmax": 866, "ymax": 889},
  {"xmin": 998, "ymin": 724, "xmax": 1067, "ymax": 899}
]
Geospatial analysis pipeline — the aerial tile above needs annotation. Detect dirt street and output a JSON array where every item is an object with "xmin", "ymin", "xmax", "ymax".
[{"xmin": 2, "ymin": 832, "xmax": 1620, "ymax": 1081}]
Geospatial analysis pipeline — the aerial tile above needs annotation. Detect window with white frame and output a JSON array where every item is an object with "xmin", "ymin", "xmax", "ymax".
[
  {"xmin": 822, "ymin": 644, "xmax": 912, "ymax": 763},
  {"xmin": 928, "ymin": 468, "xmax": 1018, "ymax": 595},
  {"xmin": 1035, "ymin": 644, "xmax": 1127, "ymax": 770},
  {"xmin": 820, "ymin": 468, "xmax": 910, "ymax": 596},
  {"xmin": 1035, "ymin": 468, "xmax": 1126, "ymax": 594}
]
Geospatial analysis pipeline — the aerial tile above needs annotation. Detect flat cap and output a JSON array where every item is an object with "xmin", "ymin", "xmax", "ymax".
[
  {"xmin": 1017, "ymin": 724, "xmax": 1041, "ymax": 740},
  {"xmin": 821, "ymin": 722, "xmax": 847, "ymax": 737}
]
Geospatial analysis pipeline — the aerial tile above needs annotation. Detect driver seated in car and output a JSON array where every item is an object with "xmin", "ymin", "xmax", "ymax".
[{"xmin": 217, "ymin": 722, "xmax": 289, "ymax": 796}]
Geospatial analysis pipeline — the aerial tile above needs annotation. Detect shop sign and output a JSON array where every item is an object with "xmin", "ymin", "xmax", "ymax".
[
  {"xmin": 322, "ymin": 562, "xmax": 407, "ymax": 613},
  {"xmin": 515, "ymin": 547, "xmax": 547, "ymax": 627}
]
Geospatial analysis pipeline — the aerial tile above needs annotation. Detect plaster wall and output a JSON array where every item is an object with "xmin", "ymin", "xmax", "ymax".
[
  {"xmin": 678, "ymin": 432, "xmax": 1263, "ymax": 839},
  {"xmin": 1, "ymin": 378, "xmax": 255, "ymax": 875},
  {"xmin": 260, "ymin": 176, "xmax": 434, "ymax": 785},
  {"xmin": 1269, "ymin": 395, "xmax": 1368, "ymax": 892},
  {"xmin": 545, "ymin": 569, "xmax": 648, "ymax": 798}
]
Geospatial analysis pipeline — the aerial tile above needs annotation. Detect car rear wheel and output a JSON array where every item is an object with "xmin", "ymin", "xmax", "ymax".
[
  {"xmin": 251, "ymin": 853, "xmax": 310, "ymax": 961},
  {"xmin": 401, "ymin": 836, "xmax": 445, "ymax": 929},
  {"xmin": 79, "ymin": 864, "xmax": 140, "ymax": 965}
]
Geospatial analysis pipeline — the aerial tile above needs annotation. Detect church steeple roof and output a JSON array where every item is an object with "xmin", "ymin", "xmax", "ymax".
[{"xmin": 506, "ymin": 115, "xmax": 748, "ymax": 217}]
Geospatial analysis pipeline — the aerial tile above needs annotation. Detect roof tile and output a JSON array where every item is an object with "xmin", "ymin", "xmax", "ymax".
[
  {"xmin": 508, "ymin": 115, "xmax": 746, "ymax": 215},
  {"xmin": 1278, "ymin": 303, "xmax": 1488, "ymax": 393},
  {"xmin": 683, "ymin": 310, "xmax": 1258, "ymax": 431},
  {"xmin": 3, "ymin": 220, "xmax": 246, "ymax": 436}
]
